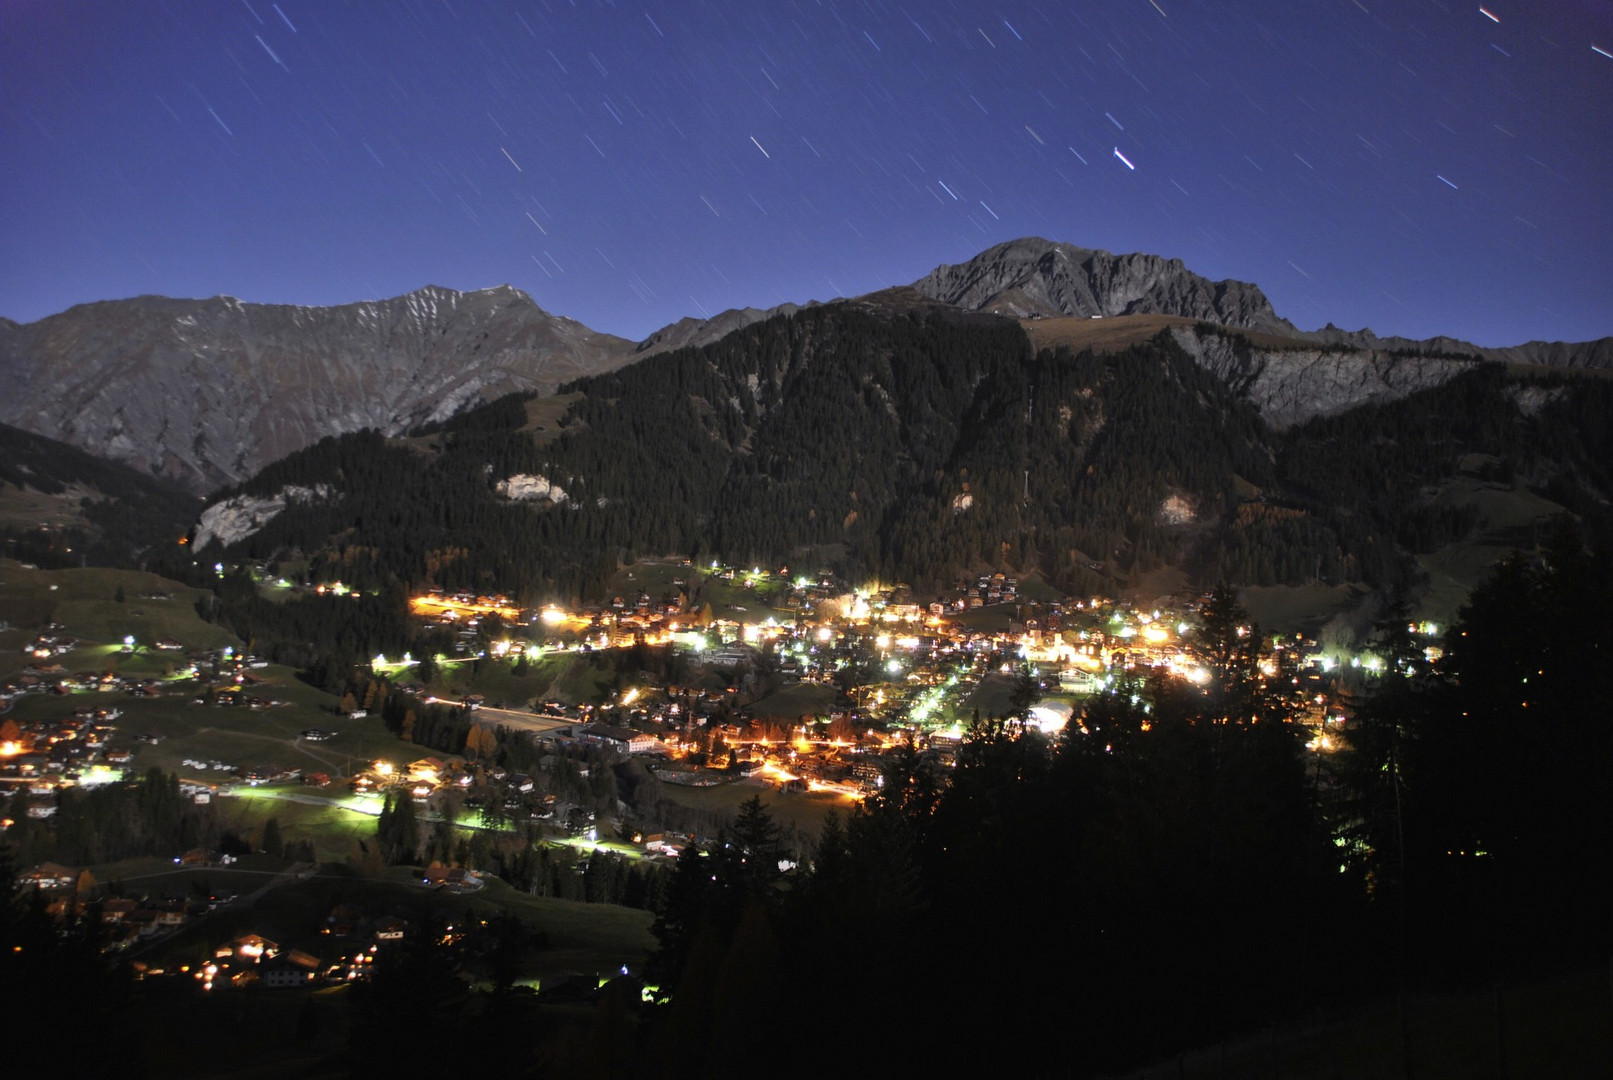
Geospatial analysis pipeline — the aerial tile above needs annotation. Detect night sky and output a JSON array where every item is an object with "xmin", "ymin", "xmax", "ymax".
[{"xmin": 4, "ymin": 1, "xmax": 1610, "ymax": 347}]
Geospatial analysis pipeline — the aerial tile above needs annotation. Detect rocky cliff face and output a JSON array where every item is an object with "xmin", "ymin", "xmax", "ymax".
[
  {"xmin": 193, "ymin": 484, "xmax": 334, "ymax": 549},
  {"xmin": 0, "ymin": 286, "xmax": 634, "ymax": 493},
  {"xmin": 913, "ymin": 237, "xmax": 1297, "ymax": 334},
  {"xmin": 1168, "ymin": 327, "xmax": 1478, "ymax": 428}
]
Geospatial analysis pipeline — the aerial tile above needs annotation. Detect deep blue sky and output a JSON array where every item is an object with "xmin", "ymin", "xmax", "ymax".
[{"xmin": 4, "ymin": 0, "xmax": 1610, "ymax": 347}]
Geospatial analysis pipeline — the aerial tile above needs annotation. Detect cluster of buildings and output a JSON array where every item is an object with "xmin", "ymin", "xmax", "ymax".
[
  {"xmin": 0, "ymin": 705, "xmax": 130, "ymax": 815},
  {"xmin": 17, "ymin": 860, "xmax": 238, "ymax": 950},
  {"xmin": 404, "ymin": 562, "xmax": 1350, "ymax": 810}
]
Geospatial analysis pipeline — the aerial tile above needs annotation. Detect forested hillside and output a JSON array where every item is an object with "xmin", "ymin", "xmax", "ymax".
[
  {"xmin": 197, "ymin": 301, "xmax": 1613, "ymax": 617},
  {"xmin": 0, "ymin": 422, "xmax": 197, "ymax": 568}
]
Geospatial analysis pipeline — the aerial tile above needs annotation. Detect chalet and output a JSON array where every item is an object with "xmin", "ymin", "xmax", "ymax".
[
  {"xmin": 259, "ymin": 956, "xmax": 312, "ymax": 988},
  {"xmin": 260, "ymin": 950, "xmax": 321, "ymax": 988},
  {"xmin": 407, "ymin": 758, "xmax": 446, "ymax": 783}
]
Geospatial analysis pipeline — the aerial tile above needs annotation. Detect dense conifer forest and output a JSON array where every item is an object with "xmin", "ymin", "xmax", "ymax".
[
  {"xmin": 176, "ymin": 304, "xmax": 1611, "ymax": 653},
  {"xmin": 0, "ymin": 422, "xmax": 198, "ymax": 568}
]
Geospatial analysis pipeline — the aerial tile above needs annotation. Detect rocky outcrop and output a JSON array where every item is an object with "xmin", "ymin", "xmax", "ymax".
[
  {"xmin": 494, "ymin": 473, "xmax": 567, "ymax": 503},
  {"xmin": 1169, "ymin": 327, "xmax": 1477, "ymax": 428},
  {"xmin": 0, "ymin": 286, "xmax": 634, "ymax": 493},
  {"xmin": 194, "ymin": 484, "xmax": 333, "ymax": 549},
  {"xmin": 913, "ymin": 237, "xmax": 1296, "ymax": 334}
]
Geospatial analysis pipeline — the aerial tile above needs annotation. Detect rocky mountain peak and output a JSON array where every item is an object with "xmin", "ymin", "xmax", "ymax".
[
  {"xmin": 0, "ymin": 285, "xmax": 635, "ymax": 493},
  {"xmin": 912, "ymin": 237, "xmax": 1296, "ymax": 334}
]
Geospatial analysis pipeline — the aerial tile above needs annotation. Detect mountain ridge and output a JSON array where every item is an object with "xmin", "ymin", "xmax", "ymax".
[
  {"xmin": 0, "ymin": 284, "xmax": 634, "ymax": 493},
  {"xmin": 913, "ymin": 236, "xmax": 1299, "ymax": 334},
  {"xmin": 4, "ymin": 239, "xmax": 1609, "ymax": 493}
]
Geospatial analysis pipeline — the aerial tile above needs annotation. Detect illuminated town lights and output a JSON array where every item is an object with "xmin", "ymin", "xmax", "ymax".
[
  {"xmin": 816, "ymin": 627, "xmax": 833, "ymax": 642},
  {"xmin": 876, "ymin": 634, "xmax": 891, "ymax": 649}
]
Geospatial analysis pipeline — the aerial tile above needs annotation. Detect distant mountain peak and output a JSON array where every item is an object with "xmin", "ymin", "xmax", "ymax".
[
  {"xmin": 0, "ymin": 285, "xmax": 635, "ymax": 493},
  {"xmin": 912, "ymin": 237, "xmax": 1296, "ymax": 334}
]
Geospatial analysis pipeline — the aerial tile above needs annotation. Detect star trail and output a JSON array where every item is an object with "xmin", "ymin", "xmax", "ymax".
[{"xmin": 3, "ymin": 0, "xmax": 1610, "ymax": 346}]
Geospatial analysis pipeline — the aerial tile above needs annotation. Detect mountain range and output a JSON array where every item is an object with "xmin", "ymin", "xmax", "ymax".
[{"xmin": 4, "ymin": 237, "xmax": 1607, "ymax": 495}]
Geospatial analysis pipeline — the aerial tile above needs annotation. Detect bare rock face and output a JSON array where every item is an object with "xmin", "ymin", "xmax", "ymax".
[
  {"xmin": 495, "ymin": 473, "xmax": 567, "ymax": 503},
  {"xmin": 0, "ymin": 285, "xmax": 634, "ymax": 493},
  {"xmin": 1169, "ymin": 327, "xmax": 1475, "ymax": 428},
  {"xmin": 913, "ymin": 237, "xmax": 1296, "ymax": 334},
  {"xmin": 194, "ymin": 484, "xmax": 333, "ymax": 549}
]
